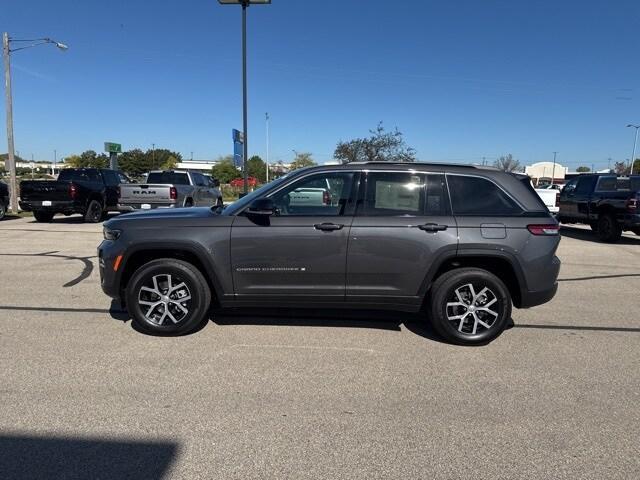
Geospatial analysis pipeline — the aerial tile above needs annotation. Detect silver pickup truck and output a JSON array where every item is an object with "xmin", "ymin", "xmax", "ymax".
[{"xmin": 118, "ymin": 170, "xmax": 223, "ymax": 211}]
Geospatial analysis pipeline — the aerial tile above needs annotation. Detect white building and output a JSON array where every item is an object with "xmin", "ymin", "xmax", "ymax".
[{"xmin": 524, "ymin": 161, "xmax": 569, "ymax": 186}]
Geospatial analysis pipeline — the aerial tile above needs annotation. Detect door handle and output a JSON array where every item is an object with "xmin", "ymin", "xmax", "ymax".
[
  {"xmin": 314, "ymin": 223, "xmax": 344, "ymax": 232},
  {"xmin": 419, "ymin": 223, "xmax": 448, "ymax": 233}
]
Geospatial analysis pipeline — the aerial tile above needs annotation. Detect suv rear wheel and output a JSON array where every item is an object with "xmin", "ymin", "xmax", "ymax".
[
  {"xmin": 126, "ymin": 259, "xmax": 211, "ymax": 335},
  {"xmin": 429, "ymin": 268, "xmax": 512, "ymax": 345},
  {"xmin": 84, "ymin": 199, "xmax": 103, "ymax": 223}
]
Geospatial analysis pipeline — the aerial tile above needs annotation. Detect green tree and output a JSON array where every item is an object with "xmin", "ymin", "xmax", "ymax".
[
  {"xmin": 493, "ymin": 154, "xmax": 521, "ymax": 172},
  {"xmin": 145, "ymin": 148, "xmax": 182, "ymax": 171},
  {"xmin": 334, "ymin": 122, "xmax": 416, "ymax": 164},
  {"xmin": 211, "ymin": 156, "xmax": 239, "ymax": 183},
  {"xmin": 290, "ymin": 151, "xmax": 317, "ymax": 170},
  {"xmin": 576, "ymin": 166, "xmax": 591, "ymax": 173},
  {"xmin": 615, "ymin": 159, "xmax": 640, "ymax": 175},
  {"xmin": 246, "ymin": 155, "xmax": 267, "ymax": 182},
  {"xmin": 118, "ymin": 149, "xmax": 151, "ymax": 177},
  {"xmin": 64, "ymin": 155, "xmax": 84, "ymax": 168},
  {"xmin": 64, "ymin": 150, "xmax": 109, "ymax": 169}
]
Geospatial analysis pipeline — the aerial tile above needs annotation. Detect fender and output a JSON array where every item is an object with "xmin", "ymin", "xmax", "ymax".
[{"xmin": 119, "ymin": 240, "xmax": 226, "ymax": 300}]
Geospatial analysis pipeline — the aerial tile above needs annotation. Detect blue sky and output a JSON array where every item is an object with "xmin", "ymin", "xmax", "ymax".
[{"xmin": 2, "ymin": 0, "xmax": 640, "ymax": 169}]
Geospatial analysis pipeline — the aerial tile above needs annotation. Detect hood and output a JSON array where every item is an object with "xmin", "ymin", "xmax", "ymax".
[{"xmin": 105, "ymin": 206, "xmax": 222, "ymax": 229}]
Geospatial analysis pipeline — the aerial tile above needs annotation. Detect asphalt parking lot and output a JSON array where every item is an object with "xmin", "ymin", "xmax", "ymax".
[{"xmin": 0, "ymin": 215, "xmax": 639, "ymax": 480}]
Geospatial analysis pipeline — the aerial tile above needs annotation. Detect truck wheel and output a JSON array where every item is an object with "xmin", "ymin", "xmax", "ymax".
[
  {"xmin": 216, "ymin": 197, "xmax": 223, "ymax": 208},
  {"xmin": 0, "ymin": 203, "xmax": 6, "ymax": 220},
  {"xmin": 126, "ymin": 258, "xmax": 212, "ymax": 336},
  {"xmin": 84, "ymin": 200, "xmax": 103, "ymax": 223},
  {"xmin": 429, "ymin": 268, "xmax": 512, "ymax": 345},
  {"xmin": 596, "ymin": 214, "xmax": 622, "ymax": 243},
  {"xmin": 33, "ymin": 210, "xmax": 54, "ymax": 223},
  {"xmin": 589, "ymin": 222, "xmax": 598, "ymax": 232}
]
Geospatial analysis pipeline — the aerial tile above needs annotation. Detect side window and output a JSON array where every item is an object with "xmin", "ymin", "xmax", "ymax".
[
  {"xmin": 193, "ymin": 173, "xmax": 206, "ymax": 187},
  {"xmin": 562, "ymin": 178, "xmax": 578, "ymax": 195},
  {"xmin": 271, "ymin": 172, "xmax": 354, "ymax": 216},
  {"xmin": 363, "ymin": 172, "xmax": 426, "ymax": 216},
  {"xmin": 447, "ymin": 175, "xmax": 522, "ymax": 216},
  {"xmin": 103, "ymin": 171, "xmax": 119, "ymax": 186},
  {"xmin": 575, "ymin": 176, "xmax": 596, "ymax": 195},
  {"xmin": 117, "ymin": 173, "xmax": 130, "ymax": 184}
]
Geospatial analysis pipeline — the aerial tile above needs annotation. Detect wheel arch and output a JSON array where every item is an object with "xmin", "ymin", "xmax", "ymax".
[
  {"xmin": 118, "ymin": 242, "xmax": 223, "ymax": 305},
  {"xmin": 420, "ymin": 250, "xmax": 527, "ymax": 308}
]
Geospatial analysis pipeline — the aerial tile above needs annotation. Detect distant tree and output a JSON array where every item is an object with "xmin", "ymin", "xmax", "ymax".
[
  {"xmin": 246, "ymin": 155, "xmax": 267, "ymax": 182},
  {"xmin": 614, "ymin": 159, "xmax": 640, "ymax": 175},
  {"xmin": 160, "ymin": 154, "xmax": 178, "ymax": 171},
  {"xmin": 211, "ymin": 156, "xmax": 239, "ymax": 184},
  {"xmin": 334, "ymin": 122, "xmax": 416, "ymax": 164},
  {"xmin": 576, "ymin": 166, "xmax": 591, "ymax": 173},
  {"xmin": 64, "ymin": 154, "xmax": 84, "ymax": 168},
  {"xmin": 145, "ymin": 148, "xmax": 182, "ymax": 171},
  {"xmin": 118, "ymin": 149, "xmax": 150, "ymax": 177},
  {"xmin": 493, "ymin": 154, "xmax": 521, "ymax": 172},
  {"xmin": 64, "ymin": 150, "xmax": 109, "ymax": 169},
  {"xmin": 290, "ymin": 152, "xmax": 317, "ymax": 170},
  {"xmin": 0, "ymin": 153, "xmax": 25, "ymax": 163}
]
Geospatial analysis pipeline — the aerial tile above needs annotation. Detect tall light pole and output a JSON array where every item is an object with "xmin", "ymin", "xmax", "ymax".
[
  {"xmin": 218, "ymin": 0, "xmax": 272, "ymax": 194},
  {"xmin": 626, "ymin": 124, "xmax": 639, "ymax": 175},
  {"xmin": 551, "ymin": 151, "xmax": 558, "ymax": 185},
  {"xmin": 3, "ymin": 33, "xmax": 68, "ymax": 213},
  {"xmin": 152, "ymin": 143, "xmax": 156, "ymax": 169},
  {"xmin": 265, "ymin": 112, "xmax": 270, "ymax": 183}
]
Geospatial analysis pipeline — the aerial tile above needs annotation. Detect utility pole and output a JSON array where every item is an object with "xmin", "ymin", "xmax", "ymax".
[
  {"xmin": 265, "ymin": 112, "xmax": 270, "ymax": 183},
  {"xmin": 608, "ymin": 157, "xmax": 612, "ymax": 172},
  {"xmin": 628, "ymin": 125, "xmax": 639, "ymax": 175},
  {"xmin": 551, "ymin": 151, "xmax": 558, "ymax": 186},
  {"xmin": 53, "ymin": 149, "xmax": 57, "ymax": 176},
  {"xmin": 152, "ymin": 143, "xmax": 156, "ymax": 169},
  {"xmin": 3, "ymin": 32, "xmax": 17, "ymax": 213},
  {"xmin": 241, "ymin": 2, "xmax": 249, "ymax": 194}
]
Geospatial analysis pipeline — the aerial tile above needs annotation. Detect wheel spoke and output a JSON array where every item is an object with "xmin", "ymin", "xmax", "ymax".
[
  {"xmin": 171, "ymin": 302, "xmax": 188, "ymax": 315},
  {"xmin": 458, "ymin": 314, "xmax": 469, "ymax": 332},
  {"xmin": 477, "ymin": 318, "xmax": 492, "ymax": 329},
  {"xmin": 145, "ymin": 302, "xmax": 162, "ymax": 319},
  {"xmin": 482, "ymin": 298, "xmax": 497, "ymax": 308},
  {"xmin": 152, "ymin": 276, "xmax": 160, "ymax": 294},
  {"xmin": 170, "ymin": 282, "xmax": 187, "ymax": 294},
  {"xmin": 477, "ymin": 307, "xmax": 498, "ymax": 317},
  {"xmin": 447, "ymin": 302, "xmax": 465, "ymax": 309},
  {"xmin": 166, "ymin": 274, "xmax": 173, "ymax": 292},
  {"xmin": 166, "ymin": 310, "xmax": 179, "ymax": 324},
  {"xmin": 471, "ymin": 313, "xmax": 480, "ymax": 334}
]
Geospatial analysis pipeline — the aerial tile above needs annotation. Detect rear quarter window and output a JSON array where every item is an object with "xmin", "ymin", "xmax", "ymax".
[{"xmin": 447, "ymin": 175, "xmax": 523, "ymax": 216}]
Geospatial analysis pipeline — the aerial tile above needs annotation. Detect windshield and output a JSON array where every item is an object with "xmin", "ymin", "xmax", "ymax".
[
  {"xmin": 147, "ymin": 172, "xmax": 190, "ymax": 185},
  {"xmin": 223, "ymin": 175, "xmax": 291, "ymax": 214},
  {"xmin": 59, "ymin": 169, "xmax": 101, "ymax": 183}
]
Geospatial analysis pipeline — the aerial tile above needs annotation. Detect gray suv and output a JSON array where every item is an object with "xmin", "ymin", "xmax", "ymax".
[{"xmin": 99, "ymin": 162, "xmax": 560, "ymax": 345}]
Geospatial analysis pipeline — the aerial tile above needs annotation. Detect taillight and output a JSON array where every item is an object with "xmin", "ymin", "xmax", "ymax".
[
  {"xmin": 69, "ymin": 183, "xmax": 77, "ymax": 199},
  {"xmin": 527, "ymin": 224, "xmax": 560, "ymax": 236},
  {"xmin": 626, "ymin": 197, "xmax": 638, "ymax": 212},
  {"xmin": 169, "ymin": 186, "xmax": 177, "ymax": 200},
  {"xmin": 322, "ymin": 190, "xmax": 331, "ymax": 205},
  {"xmin": 555, "ymin": 192, "xmax": 560, "ymax": 207}
]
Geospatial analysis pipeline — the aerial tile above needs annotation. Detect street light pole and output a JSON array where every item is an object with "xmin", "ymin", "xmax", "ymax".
[
  {"xmin": 2, "ymin": 33, "xmax": 68, "ymax": 213},
  {"xmin": 551, "ymin": 151, "xmax": 557, "ymax": 186},
  {"xmin": 627, "ymin": 124, "xmax": 639, "ymax": 175},
  {"xmin": 265, "ymin": 112, "xmax": 270, "ymax": 183},
  {"xmin": 3, "ymin": 33, "xmax": 17, "ymax": 213}
]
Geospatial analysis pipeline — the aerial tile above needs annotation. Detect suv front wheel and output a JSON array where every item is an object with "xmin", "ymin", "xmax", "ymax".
[
  {"xmin": 429, "ymin": 268, "xmax": 512, "ymax": 345},
  {"xmin": 126, "ymin": 258, "xmax": 212, "ymax": 335}
]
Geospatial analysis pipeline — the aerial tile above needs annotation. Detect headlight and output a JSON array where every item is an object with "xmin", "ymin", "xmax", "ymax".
[{"xmin": 103, "ymin": 228, "xmax": 121, "ymax": 241}]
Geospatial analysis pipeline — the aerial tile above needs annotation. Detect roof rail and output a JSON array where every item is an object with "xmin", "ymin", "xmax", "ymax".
[{"xmin": 348, "ymin": 161, "xmax": 500, "ymax": 170}]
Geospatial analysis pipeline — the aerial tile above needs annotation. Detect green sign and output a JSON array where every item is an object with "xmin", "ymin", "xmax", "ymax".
[{"xmin": 104, "ymin": 142, "xmax": 122, "ymax": 153}]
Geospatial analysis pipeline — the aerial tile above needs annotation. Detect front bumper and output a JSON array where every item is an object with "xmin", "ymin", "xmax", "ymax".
[{"xmin": 98, "ymin": 240, "xmax": 123, "ymax": 300}]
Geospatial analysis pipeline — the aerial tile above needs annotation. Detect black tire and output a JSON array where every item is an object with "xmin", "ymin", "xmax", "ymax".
[
  {"xmin": 126, "ymin": 258, "xmax": 212, "ymax": 336},
  {"xmin": 429, "ymin": 268, "xmax": 512, "ymax": 346},
  {"xmin": 0, "ymin": 202, "xmax": 6, "ymax": 220},
  {"xmin": 184, "ymin": 199, "xmax": 194, "ymax": 208},
  {"xmin": 84, "ymin": 199, "xmax": 104, "ymax": 223},
  {"xmin": 33, "ymin": 210, "xmax": 54, "ymax": 223},
  {"xmin": 634, "ymin": 229, "xmax": 640, "ymax": 237},
  {"xmin": 216, "ymin": 197, "xmax": 224, "ymax": 208},
  {"xmin": 596, "ymin": 214, "xmax": 622, "ymax": 243},
  {"xmin": 589, "ymin": 222, "xmax": 598, "ymax": 232}
]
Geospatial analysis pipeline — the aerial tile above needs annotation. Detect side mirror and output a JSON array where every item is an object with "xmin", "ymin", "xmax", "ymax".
[{"xmin": 247, "ymin": 198, "xmax": 274, "ymax": 216}]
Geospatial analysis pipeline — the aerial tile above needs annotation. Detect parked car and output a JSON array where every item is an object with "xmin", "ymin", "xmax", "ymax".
[
  {"xmin": 0, "ymin": 181, "xmax": 9, "ymax": 220},
  {"xmin": 118, "ymin": 170, "xmax": 222, "ymax": 211},
  {"xmin": 558, "ymin": 174, "xmax": 640, "ymax": 242},
  {"xmin": 99, "ymin": 162, "xmax": 561, "ymax": 345},
  {"xmin": 20, "ymin": 168, "xmax": 131, "ymax": 223},
  {"xmin": 229, "ymin": 176, "xmax": 258, "ymax": 188},
  {"xmin": 534, "ymin": 186, "xmax": 559, "ymax": 215}
]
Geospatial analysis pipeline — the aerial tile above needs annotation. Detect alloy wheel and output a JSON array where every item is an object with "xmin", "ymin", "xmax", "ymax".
[
  {"xmin": 446, "ymin": 283, "xmax": 500, "ymax": 335},
  {"xmin": 138, "ymin": 274, "xmax": 192, "ymax": 326}
]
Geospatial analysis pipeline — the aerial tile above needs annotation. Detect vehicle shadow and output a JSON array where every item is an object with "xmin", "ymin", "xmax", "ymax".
[
  {"xmin": 24, "ymin": 212, "xmax": 122, "ymax": 224},
  {"xmin": 560, "ymin": 225, "xmax": 640, "ymax": 245},
  {"xmin": 0, "ymin": 433, "xmax": 178, "ymax": 480}
]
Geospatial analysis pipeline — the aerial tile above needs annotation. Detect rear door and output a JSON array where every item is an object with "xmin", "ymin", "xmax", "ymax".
[
  {"xmin": 559, "ymin": 177, "xmax": 579, "ymax": 219},
  {"xmin": 346, "ymin": 172, "xmax": 458, "ymax": 304},
  {"xmin": 573, "ymin": 175, "xmax": 598, "ymax": 220},
  {"xmin": 101, "ymin": 170, "xmax": 120, "ymax": 208}
]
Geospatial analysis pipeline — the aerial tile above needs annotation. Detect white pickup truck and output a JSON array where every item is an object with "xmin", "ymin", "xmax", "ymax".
[
  {"xmin": 534, "ymin": 186, "xmax": 560, "ymax": 215},
  {"xmin": 118, "ymin": 170, "xmax": 223, "ymax": 211}
]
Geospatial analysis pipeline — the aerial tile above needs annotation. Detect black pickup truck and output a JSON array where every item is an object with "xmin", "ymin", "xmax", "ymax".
[
  {"xmin": 20, "ymin": 168, "xmax": 131, "ymax": 223},
  {"xmin": 0, "ymin": 181, "xmax": 8, "ymax": 220},
  {"xmin": 558, "ymin": 174, "xmax": 640, "ymax": 242}
]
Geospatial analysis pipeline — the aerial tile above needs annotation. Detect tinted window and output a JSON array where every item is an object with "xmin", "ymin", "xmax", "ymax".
[
  {"xmin": 448, "ymin": 175, "xmax": 522, "ymax": 216},
  {"xmin": 147, "ymin": 172, "xmax": 190, "ymax": 185},
  {"xmin": 575, "ymin": 176, "xmax": 596, "ymax": 195},
  {"xmin": 58, "ymin": 169, "xmax": 102, "ymax": 183},
  {"xmin": 103, "ymin": 170, "xmax": 119, "ymax": 186},
  {"xmin": 271, "ymin": 172, "xmax": 354, "ymax": 216},
  {"xmin": 193, "ymin": 173, "xmax": 206, "ymax": 187},
  {"xmin": 117, "ymin": 173, "xmax": 130, "ymax": 184}
]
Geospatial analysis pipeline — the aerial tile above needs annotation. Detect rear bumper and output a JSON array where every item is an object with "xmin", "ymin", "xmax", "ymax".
[
  {"xmin": 118, "ymin": 203, "xmax": 177, "ymax": 211},
  {"xmin": 19, "ymin": 200, "xmax": 82, "ymax": 213},
  {"xmin": 519, "ymin": 255, "xmax": 561, "ymax": 308}
]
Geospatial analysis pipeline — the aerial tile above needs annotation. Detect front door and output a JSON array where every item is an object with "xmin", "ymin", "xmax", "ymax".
[
  {"xmin": 346, "ymin": 172, "xmax": 458, "ymax": 303},
  {"xmin": 230, "ymin": 171, "xmax": 357, "ymax": 300}
]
